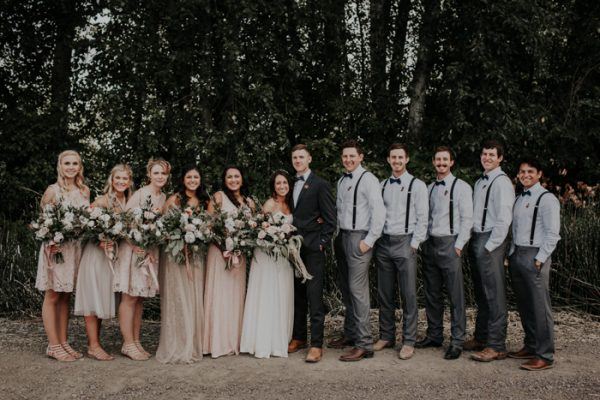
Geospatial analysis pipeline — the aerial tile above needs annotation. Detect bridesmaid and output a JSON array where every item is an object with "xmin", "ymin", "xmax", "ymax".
[
  {"xmin": 156, "ymin": 164, "xmax": 209, "ymax": 364},
  {"xmin": 114, "ymin": 158, "xmax": 170, "ymax": 361},
  {"xmin": 241, "ymin": 170, "xmax": 295, "ymax": 358},
  {"xmin": 203, "ymin": 165, "xmax": 255, "ymax": 358},
  {"xmin": 36, "ymin": 150, "xmax": 90, "ymax": 361},
  {"xmin": 74, "ymin": 164, "xmax": 133, "ymax": 361}
]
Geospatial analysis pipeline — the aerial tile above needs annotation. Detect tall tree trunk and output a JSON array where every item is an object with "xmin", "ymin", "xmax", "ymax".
[
  {"xmin": 407, "ymin": 0, "xmax": 441, "ymax": 140},
  {"xmin": 388, "ymin": 0, "xmax": 411, "ymax": 102},
  {"xmin": 369, "ymin": 0, "xmax": 392, "ymax": 117}
]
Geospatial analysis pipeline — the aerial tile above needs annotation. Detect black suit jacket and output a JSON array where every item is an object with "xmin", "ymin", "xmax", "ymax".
[{"xmin": 292, "ymin": 172, "xmax": 337, "ymax": 252}]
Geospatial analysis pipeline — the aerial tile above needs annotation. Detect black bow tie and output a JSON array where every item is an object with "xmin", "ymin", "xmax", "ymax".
[
  {"xmin": 343, "ymin": 172, "xmax": 353, "ymax": 179},
  {"xmin": 481, "ymin": 174, "xmax": 489, "ymax": 180},
  {"xmin": 296, "ymin": 175, "xmax": 305, "ymax": 182},
  {"xmin": 389, "ymin": 178, "xmax": 401, "ymax": 185},
  {"xmin": 435, "ymin": 180, "xmax": 445, "ymax": 186},
  {"xmin": 521, "ymin": 190, "xmax": 531, "ymax": 197}
]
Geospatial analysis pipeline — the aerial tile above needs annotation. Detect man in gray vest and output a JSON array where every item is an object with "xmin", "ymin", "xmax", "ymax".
[
  {"xmin": 508, "ymin": 158, "xmax": 560, "ymax": 370},
  {"xmin": 331, "ymin": 139, "xmax": 385, "ymax": 361},
  {"xmin": 372, "ymin": 143, "xmax": 428, "ymax": 360},
  {"xmin": 466, "ymin": 139, "xmax": 515, "ymax": 362},
  {"xmin": 416, "ymin": 146, "xmax": 472, "ymax": 360}
]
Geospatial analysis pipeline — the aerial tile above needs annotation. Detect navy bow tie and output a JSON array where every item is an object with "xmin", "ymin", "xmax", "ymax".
[
  {"xmin": 521, "ymin": 190, "xmax": 531, "ymax": 197},
  {"xmin": 343, "ymin": 172, "xmax": 353, "ymax": 179},
  {"xmin": 481, "ymin": 174, "xmax": 489, "ymax": 180},
  {"xmin": 389, "ymin": 178, "xmax": 401, "ymax": 185},
  {"xmin": 435, "ymin": 180, "xmax": 445, "ymax": 186},
  {"xmin": 296, "ymin": 175, "xmax": 305, "ymax": 182}
]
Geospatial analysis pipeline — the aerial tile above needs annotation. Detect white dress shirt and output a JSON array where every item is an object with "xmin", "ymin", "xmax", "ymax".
[{"xmin": 293, "ymin": 170, "xmax": 311, "ymax": 207}]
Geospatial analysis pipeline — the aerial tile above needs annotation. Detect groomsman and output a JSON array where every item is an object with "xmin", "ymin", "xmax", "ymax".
[
  {"xmin": 508, "ymin": 158, "xmax": 560, "ymax": 371},
  {"xmin": 467, "ymin": 140, "xmax": 515, "ymax": 362},
  {"xmin": 332, "ymin": 139, "xmax": 385, "ymax": 361},
  {"xmin": 372, "ymin": 143, "xmax": 428, "ymax": 360},
  {"xmin": 288, "ymin": 144, "xmax": 337, "ymax": 363},
  {"xmin": 416, "ymin": 146, "xmax": 472, "ymax": 360}
]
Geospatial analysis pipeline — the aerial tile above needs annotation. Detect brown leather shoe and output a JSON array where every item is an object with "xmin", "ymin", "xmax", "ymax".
[
  {"xmin": 328, "ymin": 336, "xmax": 355, "ymax": 349},
  {"xmin": 508, "ymin": 347, "xmax": 535, "ymax": 359},
  {"xmin": 305, "ymin": 347, "xmax": 323, "ymax": 363},
  {"xmin": 463, "ymin": 338, "xmax": 486, "ymax": 351},
  {"xmin": 520, "ymin": 358, "xmax": 554, "ymax": 371},
  {"xmin": 339, "ymin": 347, "xmax": 374, "ymax": 362},
  {"xmin": 398, "ymin": 345, "xmax": 415, "ymax": 360},
  {"xmin": 373, "ymin": 340, "xmax": 394, "ymax": 351},
  {"xmin": 288, "ymin": 339, "xmax": 307, "ymax": 353},
  {"xmin": 471, "ymin": 347, "xmax": 508, "ymax": 362}
]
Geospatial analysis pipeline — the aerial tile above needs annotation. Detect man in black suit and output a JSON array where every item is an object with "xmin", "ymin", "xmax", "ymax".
[{"xmin": 288, "ymin": 143, "xmax": 337, "ymax": 363}]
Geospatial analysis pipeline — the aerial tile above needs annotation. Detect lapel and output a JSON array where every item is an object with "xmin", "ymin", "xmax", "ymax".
[{"xmin": 295, "ymin": 173, "xmax": 314, "ymax": 209}]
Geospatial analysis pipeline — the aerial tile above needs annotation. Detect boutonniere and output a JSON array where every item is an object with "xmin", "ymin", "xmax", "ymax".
[
  {"xmin": 444, "ymin": 190, "xmax": 448, "ymax": 196},
  {"xmin": 304, "ymin": 184, "xmax": 309, "ymax": 190},
  {"xmin": 526, "ymin": 203, "xmax": 530, "ymax": 208},
  {"xmin": 401, "ymin": 187, "xmax": 405, "ymax": 192},
  {"xmin": 482, "ymin": 185, "xmax": 487, "ymax": 189}
]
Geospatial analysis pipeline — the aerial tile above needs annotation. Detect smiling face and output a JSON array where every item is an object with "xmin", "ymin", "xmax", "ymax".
[
  {"xmin": 291, "ymin": 149, "xmax": 312, "ymax": 175},
  {"xmin": 149, "ymin": 164, "xmax": 168, "ymax": 189},
  {"xmin": 433, "ymin": 150, "xmax": 454, "ymax": 178},
  {"xmin": 60, "ymin": 155, "xmax": 81, "ymax": 180},
  {"xmin": 225, "ymin": 168, "xmax": 242, "ymax": 192},
  {"xmin": 387, "ymin": 149, "xmax": 409, "ymax": 176},
  {"xmin": 183, "ymin": 169, "xmax": 201, "ymax": 192},
  {"xmin": 112, "ymin": 170, "xmax": 131, "ymax": 194},
  {"xmin": 480, "ymin": 147, "xmax": 503, "ymax": 173},
  {"xmin": 273, "ymin": 174, "xmax": 290, "ymax": 198},
  {"xmin": 342, "ymin": 147, "xmax": 364, "ymax": 173},
  {"xmin": 518, "ymin": 163, "xmax": 542, "ymax": 189}
]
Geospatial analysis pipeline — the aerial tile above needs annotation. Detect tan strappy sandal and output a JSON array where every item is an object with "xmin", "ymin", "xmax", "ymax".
[
  {"xmin": 121, "ymin": 343, "xmax": 149, "ymax": 361},
  {"xmin": 61, "ymin": 342, "xmax": 83, "ymax": 359},
  {"xmin": 134, "ymin": 340, "xmax": 151, "ymax": 358},
  {"xmin": 46, "ymin": 344, "xmax": 76, "ymax": 362},
  {"xmin": 87, "ymin": 346, "xmax": 115, "ymax": 361}
]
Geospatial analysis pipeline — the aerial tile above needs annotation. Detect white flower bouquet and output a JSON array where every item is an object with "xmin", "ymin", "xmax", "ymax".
[
  {"xmin": 80, "ymin": 206, "xmax": 126, "ymax": 273},
  {"xmin": 210, "ymin": 205, "xmax": 255, "ymax": 270},
  {"xmin": 160, "ymin": 207, "xmax": 214, "ymax": 268}
]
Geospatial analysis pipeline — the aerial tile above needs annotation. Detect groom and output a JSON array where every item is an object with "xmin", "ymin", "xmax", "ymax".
[{"xmin": 288, "ymin": 144, "xmax": 337, "ymax": 363}]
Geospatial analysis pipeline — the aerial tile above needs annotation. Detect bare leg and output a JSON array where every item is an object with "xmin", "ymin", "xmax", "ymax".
[
  {"xmin": 84, "ymin": 315, "xmax": 101, "ymax": 348},
  {"xmin": 119, "ymin": 293, "xmax": 137, "ymax": 345},
  {"xmin": 57, "ymin": 293, "xmax": 70, "ymax": 343},
  {"xmin": 134, "ymin": 298, "xmax": 149, "ymax": 356},
  {"xmin": 42, "ymin": 290, "xmax": 61, "ymax": 346}
]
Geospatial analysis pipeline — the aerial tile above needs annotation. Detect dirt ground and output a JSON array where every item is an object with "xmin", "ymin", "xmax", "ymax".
[{"xmin": 0, "ymin": 309, "xmax": 598, "ymax": 400}]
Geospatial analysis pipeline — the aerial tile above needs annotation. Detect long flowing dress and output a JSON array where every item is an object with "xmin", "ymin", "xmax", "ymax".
[
  {"xmin": 113, "ymin": 186, "xmax": 165, "ymax": 297},
  {"xmin": 35, "ymin": 184, "xmax": 90, "ymax": 293},
  {"xmin": 156, "ymin": 206, "xmax": 205, "ymax": 364},
  {"xmin": 74, "ymin": 195, "xmax": 124, "ymax": 319},
  {"xmin": 240, "ymin": 212, "xmax": 295, "ymax": 358},
  {"xmin": 203, "ymin": 194, "xmax": 247, "ymax": 358}
]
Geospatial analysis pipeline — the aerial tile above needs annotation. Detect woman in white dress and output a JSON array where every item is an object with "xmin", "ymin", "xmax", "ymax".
[
  {"xmin": 74, "ymin": 164, "xmax": 133, "ymax": 361},
  {"xmin": 241, "ymin": 170, "xmax": 295, "ymax": 358}
]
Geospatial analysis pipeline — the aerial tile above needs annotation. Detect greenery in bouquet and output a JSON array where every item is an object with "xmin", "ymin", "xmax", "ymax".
[
  {"xmin": 160, "ymin": 207, "xmax": 214, "ymax": 265},
  {"xmin": 210, "ymin": 204, "xmax": 255, "ymax": 269},
  {"xmin": 80, "ymin": 206, "xmax": 126, "ymax": 272},
  {"xmin": 123, "ymin": 195, "xmax": 164, "ymax": 256}
]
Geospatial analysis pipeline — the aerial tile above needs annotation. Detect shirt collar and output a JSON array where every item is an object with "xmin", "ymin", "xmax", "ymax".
[
  {"xmin": 390, "ymin": 170, "xmax": 412, "ymax": 181},
  {"xmin": 297, "ymin": 169, "xmax": 311, "ymax": 181},
  {"xmin": 437, "ymin": 172, "xmax": 454, "ymax": 184},
  {"xmin": 523, "ymin": 182, "xmax": 543, "ymax": 195},
  {"xmin": 484, "ymin": 166, "xmax": 503, "ymax": 180},
  {"xmin": 347, "ymin": 164, "xmax": 365, "ymax": 179}
]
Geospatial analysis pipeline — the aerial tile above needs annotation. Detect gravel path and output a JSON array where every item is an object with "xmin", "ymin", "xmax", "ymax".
[{"xmin": 1, "ymin": 309, "xmax": 599, "ymax": 399}]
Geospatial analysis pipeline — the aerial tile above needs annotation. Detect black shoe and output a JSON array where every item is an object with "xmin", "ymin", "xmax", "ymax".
[
  {"xmin": 444, "ymin": 345, "xmax": 462, "ymax": 360},
  {"xmin": 415, "ymin": 337, "xmax": 443, "ymax": 349}
]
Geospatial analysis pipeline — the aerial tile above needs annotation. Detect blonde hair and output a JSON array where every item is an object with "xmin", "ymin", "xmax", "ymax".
[
  {"xmin": 146, "ymin": 157, "xmax": 171, "ymax": 184},
  {"xmin": 103, "ymin": 164, "xmax": 134, "ymax": 206},
  {"xmin": 56, "ymin": 150, "xmax": 88, "ymax": 192}
]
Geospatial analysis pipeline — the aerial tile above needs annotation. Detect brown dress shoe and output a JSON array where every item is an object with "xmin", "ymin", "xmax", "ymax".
[
  {"xmin": 328, "ymin": 337, "xmax": 355, "ymax": 349},
  {"xmin": 520, "ymin": 358, "xmax": 554, "ymax": 371},
  {"xmin": 471, "ymin": 347, "xmax": 508, "ymax": 362},
  {"xmin": 373, "ymin": 340, "xmax": 394, "ymax": 351},
  {"xmin": 508, "ymin": 347, "xmax": 535, "ymax": 359},
  {"xmin": 463, "ymin": 338, "xmax": 486, "ymax": 351},
  {"xmin": 288, "ymin": 339, "xmax": 307, "ymax": 353},
  {"xmin": 398, "ymin": 345, "xmax": 415, "ymax": 360},
  {"xmin": 339, "ymin": 347, "xmax": 374, "ymax": 362},
  {"xmin": 305, "ymin": 347, "xmax": 323, "ymax": 363}
]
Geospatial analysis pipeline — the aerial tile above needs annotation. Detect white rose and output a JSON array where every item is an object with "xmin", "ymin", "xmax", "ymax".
[
  {"xmin": 184, "ymin": 224, "xmax": 195, "ymax": 232},
  {"xmin": 53, "ymin": 232, "xmax": 64, "ymax": 243},
  {"xmin": 192, "ymin": 218, "xmax": 202, "ymax": 226},
  {"xmin": 100, "ymin": 214, "xmax": 111, "ymax": 223},
  {"xmin": 184, "ymin": 232, "xmax": 195, "ymax": 244},
  {"xmin": 225, "ymin": 237, "xmax": 234, "ymax": 251},
  {"xmin": 155, "ymin": 230, "xmax": 162, "ymax": 237},
  {"xmin": 63, "ymin": 212, "xmax": 75, "ymax": 223},
  {"xmin": 90, "ymin": 208, "xmax": 103, "ymax": 219},
  {"xmin": 31, "ymin": 222, "xmax": 39, "ymax": 229},
  {"xmin": 44, "ymin": 219, "xmax": 53, "ymax": 227},
  {"xmin": 111, "ymin": 222, "xmax": 123, "ymax": 235},
  {"xmin": 258, "ymin": 230, "xmax": 267, "ymax": 240},
  {"xmin": 144, "ymin": 211, "xmax": 156, "ymax": 220},
  {"xmin": 36, "ymin": 227, "xmax": 49, "ymax": 238},
  {"xmin": 132, "ymin": 230, "xmax": 142, "ymax": 242},
  {"xmin": 132, "ymin": 208, "xmax": 143, "ymax": 216}
]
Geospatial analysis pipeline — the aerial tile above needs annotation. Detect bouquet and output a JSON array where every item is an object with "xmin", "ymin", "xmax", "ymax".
[
  {"xmin": 160, "ymin": 207, "xmax": 214, "ymax": 279},
  {"xmin": 30, "ymin": 202, "xmax": 86, "ymax": 264},
  {"xmin": 80, "ymin": 206, "xmax": 126, "ymax": 274},
  {"xmin": 210, "ymin": 205, "xmax": 255, "ymax": 270},
  {"xmin": 250, "ymin": 212, "xmax": 312, "ymax": 282}
]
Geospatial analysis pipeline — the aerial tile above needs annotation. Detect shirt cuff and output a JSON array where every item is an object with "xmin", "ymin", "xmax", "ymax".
[
  {"xmin": 484, "ymin": 241, "xmax": 497, "ymax": 253},
  {"xmin": 454, "ymin": 239, "xmax": 466, "ymax": 251},
  {"xmin": 535, "ymin": 252, "xmax": 548, "ymax": 264},
  {"xmin": 410, "ymin": 239, "xmax": 421, "ymax": 250},
  {"xmin": 363, "ymin": 236, "xmax": 376, "ymax": 248}
]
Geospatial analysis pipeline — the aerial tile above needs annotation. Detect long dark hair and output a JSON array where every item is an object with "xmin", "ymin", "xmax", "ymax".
[
  {"xmin": 178, "ymin": 164, "xmax": 209, "ymax": 209},
  {"xmin": 270, "ymin": 169, "xmax": 294, "ymax": 211},
  {"xmin": 221, "ymin": 165, "xmax": 250, "ymax": 207}
]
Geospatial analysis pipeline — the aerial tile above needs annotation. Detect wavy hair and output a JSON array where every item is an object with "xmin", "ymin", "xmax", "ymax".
[
  {"xmin": 221, "ymin": 165, "xmax": 250, "ymax": 208},
  {"xmin": 177, "ymin": 164, "xmax": 210, "ymax": 209},
  {"xmin": 102, "ymin": 164, "xmax": 134, "ymax": 208},
  {"xmin": 270, "ymin": 169, "xmax": 293, "ymax": 211},
  {"xmin": 56, "ymin": 150, "xmax": 88, "ymax": 192}
]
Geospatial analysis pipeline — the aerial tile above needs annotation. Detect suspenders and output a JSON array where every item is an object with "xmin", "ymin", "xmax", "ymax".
[
  {"xmin": 481, "ymin": 174, "xmax": 507, "ymax": 231},
  {"xmin": 352, "ymin": 171, "xmax": 368, "ymax": 229},
  {"xmin": 530, "ymin": 191, "xmax": 550, "ymax": 245},
  {"xmin": 383, "ymin": 176, "xmax": 416, "ymax": 234},
  {"xmin": 428, "ymin": 177, "xmax": 459, "ymax": 234}
]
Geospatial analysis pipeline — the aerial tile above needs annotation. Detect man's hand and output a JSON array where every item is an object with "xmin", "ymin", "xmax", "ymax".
[
  {"xmin": 534, "ymin": 260, "xmax": 543, "ymax": 271},
  {"xmin": 359, "ymin": 240, "xmax": 371, "ymax": 254},
  {"xmin": 455, "ymin": 248, "xmax": 462, "ymax": 257}
]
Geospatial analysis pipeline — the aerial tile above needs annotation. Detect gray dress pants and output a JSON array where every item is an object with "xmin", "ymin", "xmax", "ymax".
[
  {"xmin": 374, "ymin": 234, "xmax": 418, "ymax": 346},
  {"xmin": 509, "ymin": 246, "xmax": 554, "ymax": 362},
  {"xmin": 335, "ymin": 230, "xmax": 374, "ymax": 351},
  {"xmin": 468, "ymin": 231, "xmax": 508, "ymax": 352},
  {"xmin": 422, "ymin": 236, "xmax": 466, "ymax": 347}
]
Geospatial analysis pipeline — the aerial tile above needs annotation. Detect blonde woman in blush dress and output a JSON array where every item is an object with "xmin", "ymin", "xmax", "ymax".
[
  {"xmin": 36, "ymin": 150, "xmax": 90, "ymax": 361},
  {"xmin": 156, "ymin": 164, "xmax": 210, "ymax": 364},
  {"xmin": 203, "ymin": 166, "xmax": 255, "ymax": 358},
  {"xmin": 74, "ymin": 164, "xmax": 133, "ymax": 361},
  {"xmin": 113, "ymin": 158, "xmax": 170, "ymax": 361},
  {"xmin": 241, "ymin": 170, "xmax": 295, "ymax": 358}
]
